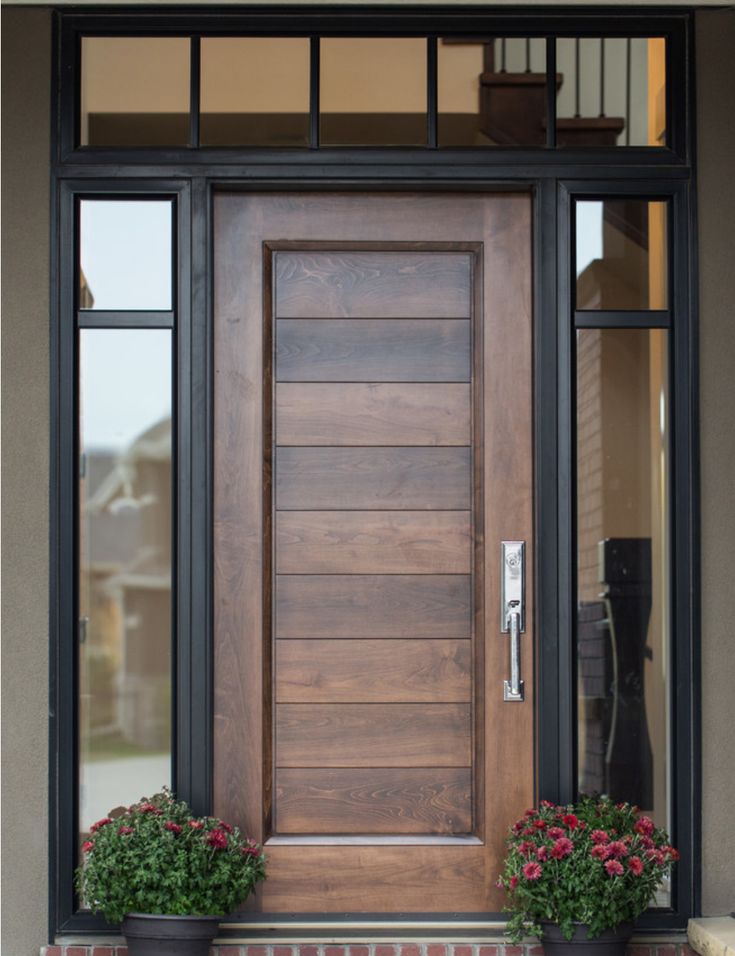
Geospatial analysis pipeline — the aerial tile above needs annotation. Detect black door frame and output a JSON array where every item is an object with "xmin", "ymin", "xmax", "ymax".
[{"xmin": 49, "ymin": 7, "xmax": 699, "ymax": 939}]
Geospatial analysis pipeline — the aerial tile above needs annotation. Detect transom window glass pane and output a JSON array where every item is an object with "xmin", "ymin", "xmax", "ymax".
[
  {"xmin": 557, "ymin": 38, "xmax": 666, "ymax": 147},
  {"xmin": 320, "ymin": 38, "xmax": 427, "ymax": 146},
  {"xmin": 79, "ymin": 200, "xmax": 173, "ymax": 311},
  {"xmin": 78, "ymin": 329, "xmax": 172, "ymax": 851},
  {"xmin": 576, "ymin": 200, "xmax": 668, "ymax": 310},
  {"xmin": 576, "ymin": 328, "xmax": 671, "ymax": 903},
  {"xmin": 438, "ymin": 38, "xmax": 547, "ymax": 146},
  {"xmin": 81, "ymin": 37, "xmax": 190, "ymax": 147},
  {"xmin": 200, "ymin": 38, "xmax": 310, "ymax": 147}
]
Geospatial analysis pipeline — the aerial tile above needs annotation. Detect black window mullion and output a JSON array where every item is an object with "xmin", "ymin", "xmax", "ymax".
[
  {"xmin": 574, "ymin": 309, "xmax": 670, "ymax": 329},
  {"xmin": 309, "ymin": 37, "xmax": 320, "ymax": 149},
  {"xmin": 77, "ymin": 310, "xmax": 175, "ymax": 329},
  {"xmin": 190, "ymin": 36, "xmax": 201, "ymax": 150},
  {"xmin": 427, "ymin": 36, "xmax": 438, "ymax": 149},
  {"xmin": 546, "ymin": 36, "xmax": 557, "ymax": 149}
]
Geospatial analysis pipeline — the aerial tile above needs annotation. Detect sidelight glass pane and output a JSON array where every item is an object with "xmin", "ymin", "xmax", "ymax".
[
  {"xmin": 576, "ymin": 200, "xmax": 668, "ymax": 310},
  {"xmin": 79, "ymin": 200, "xmax": 173, "ymax": 311},
  {"xmin": 576, "ymin": 328, "xmax": 671, "ymax": 903},
  {"xmin": 556, "ymin": 38, "xmax": 667, "ymax": 147},
  {"xmin": 438, "ymin": 37, "xmax": 547, "ymax": 146},
  {"xmin": 200, "ymin": 38, "xmax": 310, "ymax": 146},
  {"xmin": 81, "ymin": 37, "xmax": 190, "ymax": 147},
  {"xmin": 78, "ymin": 329, "xmax": 172, "ymax": 848},
  {"xmin": 320, "ymin": 38, "xmax": 427, "ymax": 146}
]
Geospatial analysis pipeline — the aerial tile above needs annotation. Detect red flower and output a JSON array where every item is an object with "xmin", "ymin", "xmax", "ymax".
[
  {"xmin": 218, "ymin": 820, "xmax": 234, "ymax": 833},
  {"xmin": 551, "ymin": 837, "xmax": 574, "ymax": 860},
  {"xmin": 518, "ymin": 840, "xmax": 535, "ymax": 857},
  {"xmin": 591, "ymin": 844, "xmax": 611, "ymax": 861},
  {"xmin": 665, "ymin": 846, "xmax": 680, "ymax": 862},
  {"xmin": 139, "ymin": 803, "xmax": 163, "ymax": 816},
  {"xmin": 608, "ymin": 840, "xmax": 629, "ymax": 859},
  {"xmin": 604, "ymin": 859, "xmax": 624, "ymax": 877},
  {"xmin": 241, "ymin": 845, "xmax": 261, "ymax": 857},
  {"xmin": 639, "ymin": 835, "xmax": 655, "ymax": 850},
  {"xmin": 90, "ymin": 817, "xmax": 112, "ymax": 833},
  {"xmin": 547, "ymin": 826, "xmax": 565, "ymax": 840},
  {"xmin": 522, "ymin": 827, "xmax": 535, "ymax": 836},
  {"xmin": 540, "ymin": 800, "xmax": 555, "ymax": 809},
  {"xmin": 533, "ymin": 819, "xmax": 547, "ymax": 830},
  {"xmin": 206, "ymin": 828, "xmax": 229, "ymax": 850},
  {"xmin": 188, "ymin": 820, "xmax": 204, "ymax": 829},
  {"xmin": 81, "ymin": 840, "xmax": 94, "ymax": 853},
  {"xmin": 524, "ymin": 808, "xmax": 537, "ymax": 818},
  {"xmin": 117, "ymin": 825, "xmax": 134, "ymax": 835},
  {"xmin": 628, "ymin": 856, "xmax": 644, "ymax": 876},
  {"xmin": 634, "ymin": 816, "xmax": 655, "ymax": 837},
  {"xmin": 590, "ymin": 829, "xmax": 610, "ymax": 845},
  {"xmin": 509, "ymin": 874, "xmax": 519, "ymax": 889},
  {"xmin": 562, "ymin": 814, "xmax": 579, "ymax": 830},
  {"xmin": 165, "ymin": 822, "xmax": 182, "ymax": 834},
  {"xmin": 522, "ymin": 861, "xmax": 543, "ymax": 881},
  {"xmin": 536, "ymin": 846, "xmax": 549, "ymax": 862}
]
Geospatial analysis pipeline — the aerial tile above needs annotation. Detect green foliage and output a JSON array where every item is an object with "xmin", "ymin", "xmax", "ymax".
[
  {"xmin": 75, "ymin": 789, "xmax": 267, "ymax": 923},
  {"xmin": 497, "ymin": 795, "xmax": 678, "ymax": 943}
]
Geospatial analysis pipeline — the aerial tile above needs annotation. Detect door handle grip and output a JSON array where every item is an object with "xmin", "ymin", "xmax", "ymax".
[{"xmin": 503, "ymin": 609, "xmax": 524, "ymax": 702}]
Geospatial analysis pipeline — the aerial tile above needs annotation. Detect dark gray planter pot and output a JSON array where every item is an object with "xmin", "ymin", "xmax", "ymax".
[
  {"xmin": 121, "ymin": 913, "xmax": 220, "ymax": 956},
  {"xmin": 540, "ymin": 921, "xmax": 634, "ymax": 955}
]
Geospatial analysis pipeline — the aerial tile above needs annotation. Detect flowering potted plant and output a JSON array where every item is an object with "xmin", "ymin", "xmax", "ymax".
[
  {"xmin": 75, "ymin": 789, "xmax": 266, "ymax": 956},
  {"xmin": 497, "ymin": 796, "xmax": 678, "ymax": 955}
]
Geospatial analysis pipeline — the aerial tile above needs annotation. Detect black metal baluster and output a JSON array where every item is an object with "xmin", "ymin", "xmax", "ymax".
[
  {"xmin": 625, "ymin": 38, "xmax": 632, "ymax": 145},
  {"xmin": 574, "ymin": 37, "xmax": 581, "ymax": 118},
  {"xmin": 526, "ymin": 37, "xmax": 531, "ymax": 73},
  {"xmin": 500, "ymin": 38, "xmax": 507, "ymax": 73},
  {"xmin": 599, "ymin": 37, "xmax": 606, "ymax": 117}
]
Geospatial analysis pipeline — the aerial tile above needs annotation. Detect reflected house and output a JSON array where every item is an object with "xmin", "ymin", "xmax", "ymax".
[{"xmin": 81, "ymin": 416, "xmax": 172, "ymax": 757}]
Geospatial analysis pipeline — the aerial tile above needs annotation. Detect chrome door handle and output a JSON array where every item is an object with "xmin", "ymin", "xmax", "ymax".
[{"xmin": 501, "ymin": 541, "xmax": 525, "ymax": 702}]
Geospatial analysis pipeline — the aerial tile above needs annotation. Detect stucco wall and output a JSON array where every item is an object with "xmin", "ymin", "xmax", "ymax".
[
  {"xmin": 0, "ymin": 8, "xmax": 734, "ymax": 955},
  {"xmin": 0, "ymin": 8, "xmax": 52, "ymax": 956},
  {"xmin": 695, "ymin": 6, "xmax": 735, "ymax": 917}
]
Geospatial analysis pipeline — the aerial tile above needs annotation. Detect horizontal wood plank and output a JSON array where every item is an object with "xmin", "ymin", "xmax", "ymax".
[
  {"xmin": 276, "ymin": 639, "xmax": 471, "ymax": 703},
  {"xmin": 276, "ymin": 511, "xmax": 471, "ymax": 574},
  {"xmin": 276, "ymin": 703, "xmax": 472, "ymax": 767},
  {"xmin": 275, "ymin": 768, "xmax": 472, "ymax": 834},
  {"xmin": 276, "ymin": 383, "xmax": 471, "ymax": 446},
  {"xmin": 275, "ymin": 575, "xmax": 472, "ymax": 639},
  {"xmin": 276, "ymin": 319, "xmax": 471, "ymax": 382},
  {"xmin": 275, "ymin": 251, "xmax": 472, "ymax": 319},
  {"xmin": 276, "ymin": 447, "xmax": 471, "ymax": 511}
]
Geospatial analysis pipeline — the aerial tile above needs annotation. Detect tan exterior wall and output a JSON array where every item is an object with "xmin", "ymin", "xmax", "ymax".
[
  {"xmin": 0, "ymin": 7, "xmax": 733, "ymax": 953},
  {"xmin": 695, "ymin": 6, "xmax": 735, "ymax": 918},
  {"xmin": 0, "ymin": 8, "xmax": 52, "ymax": 956}
]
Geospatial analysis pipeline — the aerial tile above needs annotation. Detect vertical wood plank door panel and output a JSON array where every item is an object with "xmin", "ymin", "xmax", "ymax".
[{"xmin": 214, "ymin": 193, "xmax": 533, "ymax": 915}]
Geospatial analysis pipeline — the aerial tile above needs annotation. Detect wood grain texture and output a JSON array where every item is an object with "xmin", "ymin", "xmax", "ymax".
[
  {"xmin": 275, "ymin": 251, "xmax": 472, "ymax": 319},
  {"xmin": 275, "ymin": 447, "xmax": 471, "ymax": 511},
  {"xmin": 276, "ymin": 383, "xmax": 471, "ymax": 446},
  {"xmin": 276, "ymin": 639, "xmax": 471, "ymax": 702},
  {"xmin": 275, "ymin": 768, "xmax": 472, "ymax": 834},
  {"xmin": 275, "ymin": 574, "xmax": 472, "ymax": 638},
  {"xmin": 277, "ymin": 703, "xmax": 471, "ymax": 767},
  {"xmin": 276, "ymin": 511, "xmax": 471, "ymax": 574},
  {"xmin": 276, "ymin": 319, "xmax": 471, "ymax": 382}
]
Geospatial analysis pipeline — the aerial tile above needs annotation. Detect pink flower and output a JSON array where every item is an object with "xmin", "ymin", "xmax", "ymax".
[
  {"xmin": 188, "ymin": 820, "xmax": 204, "ymax": 829},
  {"xmin": 90, "ymin": 817, "xmax": 112, "ymax": 833},
  {"xmin": 81, "ymin": 840, "xmax": 94, "ymax": 853},
  {"xmin": 117, "ymin": 825, "xmax": 134, "ymax": 836},
  {"xmin": 206, "ymin": 828, "xmax": 228, "ymax": 850},
  {"xmin": 608, "ymin": 840, "xmax": 629, "ymax": 859},
  {"xmin": 591, "ymin": 844, "xmax": 612, "ymax": 861},
  {"xmin": 604, "ymin": 859, "xmax": 624, "ymax": 877},
  {"xmin": 646, "ymin": 849, "xmax": 666, "ymax": 865},
  {"xmin": 634, "ymin": 816, "xmax": 655, "ymax": 837},
  {"xmin": 590, "ymin": 830, "xmax": 610, "ymax": 845},
  {"xmin": 540, "ymin": 800, "xmax": 555, "ymax": 809},
  {"xmin": 165, "ymin": 822, "xmax": 182, "ymax": 834},
  {"xmin": 522, "ymin": 827, "xmax": 535, "ymax": 836},
  {"xmin": 665, "ymin": 846, "xmax": 680, "ymax": 862},
  {"xmin": 139, "ymin": 803, "xmax": 163, "ymax": 816},
  {"xmin": 536, "ymin": 846, "xmax": 549, "ymax": 862},
  {"xmin": 639, "ymin": 835, "xmax": 655, "ymax": 850},
  {"xmin": 533, "ymin": 819, "xmax": 547, "ymax": 830},
  {"xmin": 218, "ymin": 820, "xmax": 234, "ymax": 833},
  {"xmin": 628, "ymin": 856, "xmax": 644, "ymax": 876},
  {"xmin": 547, "ymin": 826, "xmax": 565, "ymax": 840},
  {"xmin": 241, "ymin": 845, "xmax": 261, "ymax": 858},
  {"xmin": 518, "ymin": 840, "xmax": 535, "ymax": 857},
  {"xmin": 522, "ymin": 861, "xmax": 543, "ymax": 881},
  {"xmin": 509, "ymin": 874, "xmax": 519, "ymax": 889},
  {"xmin": 563, "ymin": 814, "xmax": 579, "ymax": 830},
  {"xmin": 551, "ymin": 837, "xmax": 574, "ymax": 860}
]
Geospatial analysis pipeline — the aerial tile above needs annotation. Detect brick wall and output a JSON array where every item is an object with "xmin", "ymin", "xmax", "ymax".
[{"xmin": 40, "ymin": 939, "xmax": 695, "ymax": 956}]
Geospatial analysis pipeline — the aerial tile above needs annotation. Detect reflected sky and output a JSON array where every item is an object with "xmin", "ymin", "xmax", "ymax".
[{"xmin": 575, "ymin": 201, "xmax": 604, "ymax": 277}]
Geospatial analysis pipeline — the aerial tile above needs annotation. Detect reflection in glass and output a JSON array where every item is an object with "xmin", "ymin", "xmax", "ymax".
[
  {"xmin": 438, "ymin": 38, "xmax": 547, "ymax": 146},
  {"xmin": 78, "ymin": 330, "xmax": 172, "ymax": 844},
  {"xmin": 576, "ymin": 200, "xmax": 668, "ymax": 310},
  {"xmin": 79, "ymin": 201, "xmax": 173, "ymax": 311},
  {"xmin": 576, "ymin": 329, "xmax": 670, "ymax": 902},
  {"xmin": 81, "ymin": 37, "xmax": 190, "ymax": 147},
  {"xmin": 556, "ymin": 38, "xmax": 666, "ymax": 147},
  {"xmin": 320, "ymin": 38, "xmax": 427, "ymax": 146},
  {"xmin": 201, "ymin": 38, "xmax": 310, "ymax": 146}
]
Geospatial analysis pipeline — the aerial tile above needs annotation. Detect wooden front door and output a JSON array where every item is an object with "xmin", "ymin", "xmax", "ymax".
[{"xmin": 213, "ymin": 192, "xmax": 534, "ymax": 914}]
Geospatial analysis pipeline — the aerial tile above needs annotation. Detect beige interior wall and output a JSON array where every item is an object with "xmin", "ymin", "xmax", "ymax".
[
  {"xmin": 1, "ymin": 8, "xmax": 52, "ymax": 955},
  {"xmin": 695, "ymin": 6, "xmax": 735, "ymax": 917}
]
